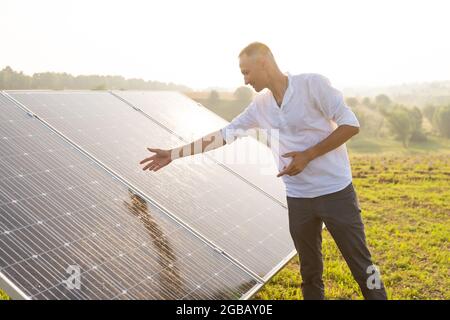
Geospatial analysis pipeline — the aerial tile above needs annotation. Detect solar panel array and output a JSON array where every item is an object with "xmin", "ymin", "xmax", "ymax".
[
  {"xmin": 0, "ymin": 90, "xmax": 294, "ymax": 300},
  {"xmin": 112, "ymin": 91, "xmax": 287, "ymax": 204}
]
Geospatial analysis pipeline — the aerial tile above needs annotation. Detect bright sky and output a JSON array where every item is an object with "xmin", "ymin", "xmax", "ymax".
[{"xmin": 1, "ymin": 0, "xmax": 449, "ymax": 90}]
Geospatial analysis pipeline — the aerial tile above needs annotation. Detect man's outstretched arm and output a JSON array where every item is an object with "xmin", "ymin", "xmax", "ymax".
[{"xmin": 139, "ymin": 130, "xmax": 226, "ymax": 172}]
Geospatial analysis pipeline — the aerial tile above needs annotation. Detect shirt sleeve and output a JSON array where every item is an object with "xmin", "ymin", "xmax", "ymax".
[
  {"xmin": 310, "ymin": 74, "xmax": 360, "ymax": 127},
  {"xmin": 220, "ymin": 100, "xmax": 259, "ymax": 143}
]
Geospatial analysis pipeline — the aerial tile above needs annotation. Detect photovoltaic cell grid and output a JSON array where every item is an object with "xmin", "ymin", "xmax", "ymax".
[
  {"xmin": 0, "ymin": 93, "xmax": 258, "ymax": 299},
  {"xmin": 113, "ymin": 91, "xmax": 287, "ymax": 204},
  {"xmin": 8, "ymin": 91, "xmax": 294, "ymax": 279}
]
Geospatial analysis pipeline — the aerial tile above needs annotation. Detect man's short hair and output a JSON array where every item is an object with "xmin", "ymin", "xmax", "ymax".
[{"xmin": 239, "ymin": 42, "xmax": 273, "ymax": 58}]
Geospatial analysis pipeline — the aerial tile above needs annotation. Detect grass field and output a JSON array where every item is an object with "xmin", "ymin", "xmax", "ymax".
[{"xmin": 1, "ymin": 152, "xmax": 448, "ymax": 300}]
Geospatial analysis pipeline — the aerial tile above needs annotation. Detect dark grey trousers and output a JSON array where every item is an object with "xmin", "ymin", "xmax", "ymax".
[{"xmin": 286, "ymin": 183, "xmax": 387, "ymax": 300}]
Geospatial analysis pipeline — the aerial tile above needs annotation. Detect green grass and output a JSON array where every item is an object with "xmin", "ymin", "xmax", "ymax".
[
  {"xmin": 0, "ymin": 289, "xmax": 8, "ymax": 300},
  {"xmin": 1, "ymin": 154, "xmax": 449, "ymax": 300},
  {"xmin": 347, "ymin": 135, "xmax": 450, "ymax": 155},
  {"xmin": 255, "ymin": 153, "xmax": 450, "ymax": 300}
]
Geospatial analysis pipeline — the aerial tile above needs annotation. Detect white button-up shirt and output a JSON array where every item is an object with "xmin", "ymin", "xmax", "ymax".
[{"xmin": 221, "ymin": 73, "xmax": 360, "ymax": 198}]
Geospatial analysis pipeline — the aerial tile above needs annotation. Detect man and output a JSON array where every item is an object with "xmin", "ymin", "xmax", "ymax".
[{"xmin": 140, "ymin": 42, "xmax": 387, "ymax": 300}]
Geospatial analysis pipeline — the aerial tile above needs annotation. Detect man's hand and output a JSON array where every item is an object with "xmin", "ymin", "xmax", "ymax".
[
  {"xmin": 276, "ymin": 125, "xmax": 359, "ymax": 177},
  {"xmin": 140, "ymin": 148, "xmax": 172, "ymax": 172},
  {"xmin": 277, "ymin": 151, "xmax": 312, "ymax": 177}
]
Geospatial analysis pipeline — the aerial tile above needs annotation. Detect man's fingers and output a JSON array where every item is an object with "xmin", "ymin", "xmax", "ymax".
[
  {"xmin": 149, "ymin": 162, "xmax": 164, "ymax": 172},
  {"xmin": 277, "ymin": 162, "xmax": 300, "ymax": 177},
  {"xmin": 141, "ymin": 148, "xmax": 170, "ymax": 172},
  {"xmin": 140, "ymin": 154, "xmax": 157, "ymax": 164},
  {"xmin": 142, "ymin": 160, "xmax": 157, "ymax": 171},
  {"xmin": 277, "ymin": 168, "xmax": 294, "ymax": 177},
  {"xmin": 282, "ymin": 152, "xmax": 295, "ymax": 158},
  {"xmin": 140, "ymin": 157, "xmax": 152, "ymax": 165},
  {"xmin": 279, "ymin": 170, "xmax": 295, "ymax": 177},
  {"xmin": 276, "ymin": 170, "xmax": 286, "ymax": 177},
  {"xmin": 142, "ymin": 159, "xmax": 166, "ymax": 171},
  {"xmin": 277, "ymin": 166, "xmax": 293, "ymax": 177},
  {"xmin": 276, "ymin": 165, "xmax": 286, "ymax": 177}
]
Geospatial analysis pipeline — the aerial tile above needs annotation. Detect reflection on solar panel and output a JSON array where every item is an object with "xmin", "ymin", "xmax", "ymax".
[
  {"xmin": 1, "ymin": 90, "xmax": 296, "ymax": 300},
  {"xmin": 0, "ymin": 93, "xmax": 259, "ymax": 300},
  {"xmin": 112, "ymin": 91, "xmax": 287, "ymax": 204}
]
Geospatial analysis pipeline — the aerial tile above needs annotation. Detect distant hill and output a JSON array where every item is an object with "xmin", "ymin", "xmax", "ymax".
[{"xmin": 343, "ymin": 81, "xmax": 450, "ymax": 107}]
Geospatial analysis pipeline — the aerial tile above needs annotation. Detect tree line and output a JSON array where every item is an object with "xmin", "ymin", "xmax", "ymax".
[
  {"xmin": 2, "ymin": 65, "xmax": 449, "ymax": 148},
  {"xmin": 346, "ymin": 94, "xmax": 450, "ymax": 147},
  {"xmin": 204, "ymin": 89, "xmax": 450, "ymax": 148},
  {"xmin": 0, "ymin": 66, "xmax": 191, "ymax": 91}
]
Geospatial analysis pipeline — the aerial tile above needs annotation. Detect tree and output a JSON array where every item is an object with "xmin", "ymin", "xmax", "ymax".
[
  {"xmin": 385, "ymin": 106, "xmax": 413, "ymax": 147},
  {"xmin": 352, "ymin": 107, "xmax": 366, "ymax": 132},
  {"xmin": 0, "ymin": 66, "xmax": 31, "ymax": 89},
  {"xmin": 234, "ymin": 86, "xmax": 253, "ymax": 102},
  {"xmin": 382, "ymin": 105, "xmax": 427, "ymax": 146},
  {"xmin": 381, "ymin": 105, "xmax": 426, "ymax": 147},
  {"xmin": 375, "ymin": 94, "xmax": 391, "ymax": 107},
  {"xmin": 0, "ymin": 66, "xmax": 15, "ymax": 89},
  {"xmin": 409, "ymin": 107, "xmax": 427, "ymax": 142},
  {"xmin": 423, "ymin": 104, "xmax": 437, "ymax": 123},
  {"xmin": 432, "ymin": 105, "xmax": 450, "ymax": 138},
  {"xmin": 208, "ymin": 90, "xmax": 220, "ymax": 104},
  {"xmin": 410, "ymin": 107, "xmax": 423, "ymax": 132},
  {"xmin": 345, "ymin": 97, "xmax": 358, "ymax": 108},
  {"xmin": 362, "ymin": 97, "xmax": 371, "ymax": 106}
]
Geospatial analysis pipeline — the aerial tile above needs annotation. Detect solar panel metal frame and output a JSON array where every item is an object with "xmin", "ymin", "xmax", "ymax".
[
  {"xmin": 1, "ymin": 90, "xmax": 297, "ymax": 300},
  {"xmin": 0, "ymin": 269, "xmax": 29, "ymax": 300}
]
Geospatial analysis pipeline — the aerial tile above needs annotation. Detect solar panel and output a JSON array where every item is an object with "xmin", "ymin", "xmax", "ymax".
[
  {"xmin": 112, "ymin": 91, "xmax": 287, "ymax": 204},
  {"xmin": 0, "ymin": 93, "xmax": 259, "ymax": 300},
  {"xmin": 7, "ymin": 91, "xmax": 295, "ymax": 280}
]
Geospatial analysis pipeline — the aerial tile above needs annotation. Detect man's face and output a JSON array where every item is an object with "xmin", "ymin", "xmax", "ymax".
[{"xmin": 239, "ymin": 54, "xmax": 267, "ymax": 92}]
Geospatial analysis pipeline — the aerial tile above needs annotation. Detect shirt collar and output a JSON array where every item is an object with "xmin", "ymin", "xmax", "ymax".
[
  {"xmin": 268, "ymin": 72, "xmax": 294, "ymax": 110},
  {"xmin": 274, "ymin": 72, "xmax": 293, "ymax": 110}
]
